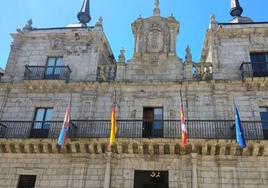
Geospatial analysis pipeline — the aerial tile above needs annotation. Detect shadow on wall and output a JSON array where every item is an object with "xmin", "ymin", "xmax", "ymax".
[{"xmin": 0, "ymin": 68, "xmax": 4, "ymax": 80}]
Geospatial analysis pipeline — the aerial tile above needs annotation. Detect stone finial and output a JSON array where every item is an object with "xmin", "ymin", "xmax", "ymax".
[
  {"xmin": 77, "ymin": 0, "xmax": 91, "ymax": 25},
  {"xmin": 98, "ymin": 17, "xmax": 103, "ymax": 25},
  {"xmin": 95, "ymin": 17, "xmax": 103, "ymax": 26},
  {"xmin": 22, "ymin": 19, "xmax": 34, "ymax": 31},
  {"xmin": 153, "ymin": 0, "xmax": 160, "ymax": 16},
  {"xmin": 94, "ymin": 17, "xmax": 103, "ymax": 31},
  {"xmin": 118, "ymin": 48, "xmax": 126, "ymax": 64},
  {"xmin": 185, "ymin": 46, "xmax": 192, "ymax": 64},
  {"xmin": 209, "ymin": 14, "xmax": 218, "ymax": 30},
  {"xmin": 168, "ymin": 14, "xmax": 175, "ymax": 20}
]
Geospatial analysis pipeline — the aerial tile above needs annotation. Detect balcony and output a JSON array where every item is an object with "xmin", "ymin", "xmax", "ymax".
[
  {"xmin": 0, "ymin": 120, "xmax": 266, "ymax": 140},
  {"xmin": 240, "ymin": 62, "xmax": 268, "ymax": 79},
  {"xmin": 24, "ymin": 65, "xmax": 72, "ymax": 82}
]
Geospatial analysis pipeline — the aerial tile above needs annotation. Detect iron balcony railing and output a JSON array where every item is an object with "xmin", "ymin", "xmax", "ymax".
[
  {"xmin": 0, "ymin": 120, "xmax": 266, "ymax": 140},
  {"xmin": 240, "ymin": 62, "xmax": 268, "ymax": 79},
  {"xmin": 24, "ymin": 65, "xmax": 72, "ymax": 82}
]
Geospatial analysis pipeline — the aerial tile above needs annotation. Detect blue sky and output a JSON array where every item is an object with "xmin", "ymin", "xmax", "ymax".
[{"xmin": 0, "ymin": 0, "xmax": 268, "ymax": 69}]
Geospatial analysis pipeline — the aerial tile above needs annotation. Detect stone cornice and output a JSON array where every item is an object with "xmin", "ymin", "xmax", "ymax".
[
  {"xmin": 207, "ymin": 27, "xmax": 268, "ymax": 39},
  {"xmin": 0, "ymin": 138, "xmax": 267, "ymax": 157},
  {"xmin": 1, "ymin": 78, "xmax": 268, "ymax": 93}
]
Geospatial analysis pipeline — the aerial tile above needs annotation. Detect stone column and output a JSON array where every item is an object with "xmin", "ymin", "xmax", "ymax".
[
  {"xmin": 116, "ymin": 63, "xmax": 126, "ymax": 81},
  {"xmin": 185, "ymin": 63, "xmax": 193, "ymax": 80},
  {"xmin": 184, "ymin": 46, "xmax": 193, "ymax": 80},
  {"xmin": 103, "ymin": 152, "xmax": 112, "ymax": 188},
  {"xmin": 191, "ymin": 153, "xmax": 198, "ymax": 188},
  {"xmin": 209, "ymin": 15, "xmax": 223, "ymax": 79},
  {"xmin": 169, "ymin": 27, "xmax": 176, "ymax": 55}
]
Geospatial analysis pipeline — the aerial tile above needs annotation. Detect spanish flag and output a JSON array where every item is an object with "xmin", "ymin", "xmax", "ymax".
[{"xmin": 109, "ymin": 104, "xmax": 117, "ymax": 147}]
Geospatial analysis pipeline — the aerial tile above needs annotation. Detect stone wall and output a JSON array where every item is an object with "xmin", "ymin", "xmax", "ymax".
[
  {"xmin": 126, "ymin": 57, "xmax": 184, "ymax": 82},
  {"xmin": 2, "ymin": 27, "xmax": 114, "ymax": 83},
  {"xmin": 202, "ymin": 22, "xmax": 268, "ymax": 80},
  {"xmin": 0, "ymin": 153, "xmax": 105, "ymax": 188},
  {"xmin": 0, "ymin": 79, "xmax": 268, "ymax": 121},
  {"xmin": 0, "ymin": 139, "xmax": 267, "ymax": 188}
]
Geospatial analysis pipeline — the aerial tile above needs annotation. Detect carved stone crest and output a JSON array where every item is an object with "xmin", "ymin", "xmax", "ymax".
[
  {"xmin": 249, "ymin": 34, "xmax": 266, "ymax": 46},
  {"xmin": 50, "ymin": 38, "xmax": 64, "ymax": 50},
  {"xmin": 147, "ymin": 23, "xmax": 164, "ymax": 53}
]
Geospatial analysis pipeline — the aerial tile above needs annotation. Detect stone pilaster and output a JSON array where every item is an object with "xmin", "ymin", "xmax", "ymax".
[
  {"xmin": 103, "ymin": 152, "xmax": 112, "ymax": 188},
  {"xmin": 191, "ymin": 153, "xmax": 198, "ymax": 188}
]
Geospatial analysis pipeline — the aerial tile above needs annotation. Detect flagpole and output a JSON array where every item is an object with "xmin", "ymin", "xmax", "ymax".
[
  {"xmin": 232, "ymin": 96, "xmax": 235, "ymax": 113},
  {"xmin": 70, "ymin": 93, "xmax": 72, "ymax": 121},
  {"xmin": 114, "ymin": 88, "xmax": 117, "ymax": 106},
  {"xmin": 180, "ymin": 90, "xmax": 183, "ymax": 108}
]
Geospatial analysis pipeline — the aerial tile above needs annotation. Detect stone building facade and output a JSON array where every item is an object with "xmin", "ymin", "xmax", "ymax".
[{"xmin": 0, "ymin": 0, "xmax": 268, "ymax": 188}]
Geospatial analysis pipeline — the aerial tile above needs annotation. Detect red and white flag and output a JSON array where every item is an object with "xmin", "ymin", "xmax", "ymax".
[
  {"xmin": 180, "ymin": 104, "xmax": 188, "ymax": 147},
  {"xmin": 180, "ymin": 91, "xmax": 188, "ymax": 147}
]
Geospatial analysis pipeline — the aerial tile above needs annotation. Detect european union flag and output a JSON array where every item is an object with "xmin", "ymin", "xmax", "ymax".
[{"xmin": 234, "ymin": 107, "xmax": 247, "ymax": 148}]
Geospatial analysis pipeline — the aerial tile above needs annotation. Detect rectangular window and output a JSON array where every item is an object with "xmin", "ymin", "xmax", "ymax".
[
  {"xmin": 143, "ymin": 107, "xmax": 163, "ymax": 138},
  {"xmin": 250, "ymin": 52, "xmax": 268, "ymax": 77},
  {"xmin": 17, "ymin": 175, "xmax": 36, "ymax": 188},
  {"xmin": 260, "ymin": 107, "xmax": 268, "ymax": 140},
  {"xmin": 45, "ymin": 57, "xmax": 64, "ymax": 79},
  {"xmin": 33, "ymin": 108, "xmax": 53, "ymax": 129},
  {"xmin": 31, "ymin": 108, "xmax": 53, "ymax": 138}
]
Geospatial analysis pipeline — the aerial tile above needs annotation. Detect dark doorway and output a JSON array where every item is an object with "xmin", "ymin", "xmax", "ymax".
[
  {"xmin": 17, "ymin": 175, "xmax": 36, "ymax": 188},
  {"xmin": 134, "ymin": 170, "xmax": 169, "ymax": 188},
  {"xmin": 143, "ymin": 107, "xmax": 163, "ymax": 138}
]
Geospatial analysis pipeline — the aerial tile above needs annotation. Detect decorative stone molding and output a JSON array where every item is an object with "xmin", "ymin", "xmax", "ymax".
[
  {"xmin": 193, "ymin": 62, "xmax": 213, "ymax": 81},
  {"xmin": 0, "ymin": 139, "xmax": 267, "ymax": 157}
]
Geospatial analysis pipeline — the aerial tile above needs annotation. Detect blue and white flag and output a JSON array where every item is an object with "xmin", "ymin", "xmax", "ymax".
[
  {"xmin": 58, "ymin": 105, "xmax": 71, "ymax": 148},
  {"xmin": 234, "ymin": 106, "xmax": 247, "ymax": 148}
]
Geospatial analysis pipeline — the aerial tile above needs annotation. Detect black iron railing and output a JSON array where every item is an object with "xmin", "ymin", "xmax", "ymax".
[
  {"xmin": 240, "ymin": 62, "xmax": 268, "ymax": 79},
  {"xmin": 0, "ymin": 120, "xmax": 266, "ymax": 140},
  {"xmin": 0, "ymin": 123, "xmax": 7, "ymax": 138},
  {"xmin": 0, "ymin": 121, "xmax": 77, "ymax": 139},
  {"xmin": 24, "ymin": 65, "xmax": 72, "ymax": 82}
]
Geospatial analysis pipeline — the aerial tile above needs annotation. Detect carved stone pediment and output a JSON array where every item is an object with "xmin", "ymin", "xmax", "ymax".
[{"xmin": 132, "ymin": 15, "xmax": 179, "ymax": 60}]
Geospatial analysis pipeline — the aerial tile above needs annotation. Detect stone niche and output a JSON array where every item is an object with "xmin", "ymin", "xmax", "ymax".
[{"xmin": 127, "ymin": 15, "xmax": 184, "ymax": 81}]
